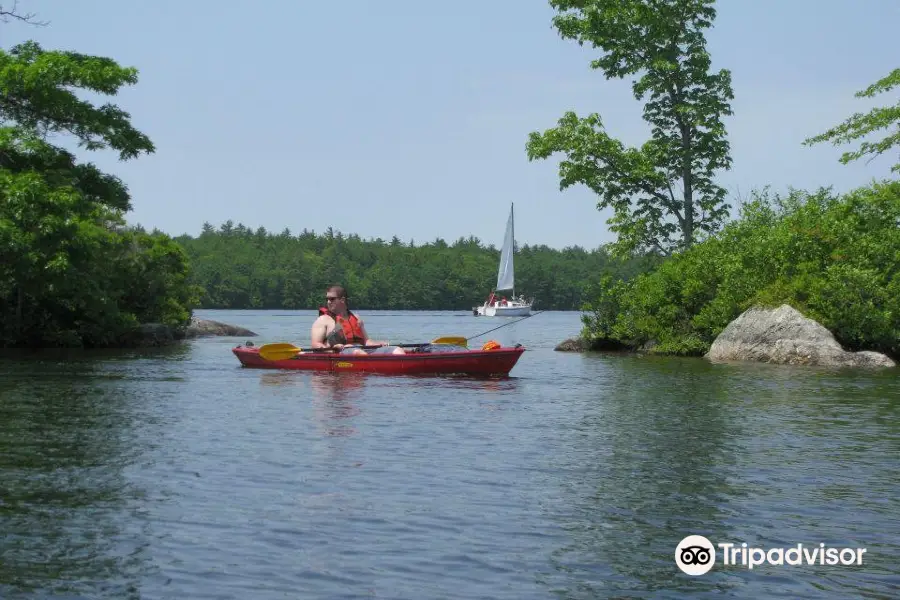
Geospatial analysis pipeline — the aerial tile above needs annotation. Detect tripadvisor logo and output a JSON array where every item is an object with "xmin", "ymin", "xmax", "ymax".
[
  {"xmin": 675, "ymin": 535, "xmax": 867, "ymax": 575},
  {"xmin": 676, "ymin": 535, "xmax": 716, "ymax": 576}
]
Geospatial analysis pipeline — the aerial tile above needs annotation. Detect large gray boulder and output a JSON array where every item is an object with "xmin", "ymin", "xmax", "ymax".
[
  {"xmin": 184, "ymin": 318, "xmax": 257, "ymax": 339},
  {"xmin": 706, "ymin": 304, "xmax": 895, "ymax": 368}
]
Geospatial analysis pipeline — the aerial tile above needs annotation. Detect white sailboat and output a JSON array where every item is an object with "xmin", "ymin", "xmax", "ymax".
[{"xmin": 473, "ymin": 203, "xmax": 533, "ymax": 317}]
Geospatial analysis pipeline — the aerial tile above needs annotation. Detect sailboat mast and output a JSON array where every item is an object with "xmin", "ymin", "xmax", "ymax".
[{"xmin": 511, "ymin": 202, "xmax": 515, "ymax": 299}]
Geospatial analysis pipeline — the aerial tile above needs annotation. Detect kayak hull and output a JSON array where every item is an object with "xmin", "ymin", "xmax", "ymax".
[{"xmin": 232, "ymin": 344, "xmax": 525, "ymax": 376}]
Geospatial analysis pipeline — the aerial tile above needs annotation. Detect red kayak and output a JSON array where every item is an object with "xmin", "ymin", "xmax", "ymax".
[{"xmin": 231, "ymin": 343, "xmax": 526, "ymax": 376}]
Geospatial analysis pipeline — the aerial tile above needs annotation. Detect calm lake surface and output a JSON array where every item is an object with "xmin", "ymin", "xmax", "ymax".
[{"xmin": 1, "ymin": 309, "xmax": 898, "ymax": 599}]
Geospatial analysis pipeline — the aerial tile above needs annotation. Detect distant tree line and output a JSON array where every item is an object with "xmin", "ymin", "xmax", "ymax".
[{"xmin": 172, "ymin": 223, "xmax": 654, "ymax": 311}]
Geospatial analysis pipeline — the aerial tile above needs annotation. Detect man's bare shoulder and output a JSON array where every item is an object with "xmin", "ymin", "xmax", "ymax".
[{"xmin": 313, "ymin": 313, "xmax": 334, "ymax": 325}]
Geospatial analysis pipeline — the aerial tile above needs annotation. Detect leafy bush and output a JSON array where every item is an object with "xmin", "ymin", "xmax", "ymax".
[{"xmin": 582, "ymin": 180, "xmax": 900, "ymax": 358}]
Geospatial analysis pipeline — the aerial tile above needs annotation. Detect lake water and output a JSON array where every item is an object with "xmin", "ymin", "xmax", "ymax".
[{"xmin": 1, "ymin": 309, "xmax": 898, "ymax": 599}]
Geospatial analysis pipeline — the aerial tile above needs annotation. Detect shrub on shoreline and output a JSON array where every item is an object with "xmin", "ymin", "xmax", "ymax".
[{"xmin": 581, "ymin": 180, "xmax": 900, "ymax": 359}]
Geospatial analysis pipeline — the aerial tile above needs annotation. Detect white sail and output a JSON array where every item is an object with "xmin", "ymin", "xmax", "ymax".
[
  {"xmin": 495, "ymin": 203, "xmax": 515, "ymax": 292},
  {"xmin": 472, "ymin": 202, "xmax": 533, "ymax": 316}
]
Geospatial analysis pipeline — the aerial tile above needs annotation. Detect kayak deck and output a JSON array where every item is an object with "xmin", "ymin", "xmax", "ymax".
[{"xmin": 232, "ymin": 343, "xmax": 526, "ymax": 376}]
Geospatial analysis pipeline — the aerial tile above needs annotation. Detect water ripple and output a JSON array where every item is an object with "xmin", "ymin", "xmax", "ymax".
[{"xmin": 0, "ymin": 311, "xmax": 897, "ymax": 598}]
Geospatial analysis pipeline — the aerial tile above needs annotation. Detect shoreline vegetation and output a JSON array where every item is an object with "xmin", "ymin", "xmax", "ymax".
[
  {"xmin": 1, "ymin": 2, "xmax": 896, "ymax": 368},
  {"xmin": 530, "ymin": 0, "xmax": 898, "ymax": 368},
  {"xmin": 566, "ymin": 182, "xmax": 899, "ymax": 366}
]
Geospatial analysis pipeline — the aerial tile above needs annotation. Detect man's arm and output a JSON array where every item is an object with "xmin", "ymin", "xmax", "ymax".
[{"xmin": 310, "ymin": 316, "xmax": 331, "ymax": 348}]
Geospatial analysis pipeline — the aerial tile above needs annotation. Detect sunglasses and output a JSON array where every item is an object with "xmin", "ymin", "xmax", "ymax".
[{"xmin": 325, "ymin": 296, "xmax": 343, "ymax": 302}]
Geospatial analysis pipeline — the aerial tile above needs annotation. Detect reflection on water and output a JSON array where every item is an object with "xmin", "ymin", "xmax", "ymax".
[
  {"xmin": 540, "ymin": 355, "xmax": 900, "ymax": 598},
  {"xmin": 1, "ymin": 309, "xmax": 898, "ymax": 599},
  {"xmin": 0, "ymin": 360, "xmax": 154, "ymax": 599},
  {"xmin": 426, "ymin": 375, "xmax": 518, "ymax": 393},
  {"xmin": 258, "ymin": 371, "xmax": 519, "ymax": 437},
  {"xmin": 309, "ymin": 373, "xmax": 364, "ymax": 437},
  {"xmin": 541, "ymin": 357, "xmax": 739, "ymax": 596},
  {"xmin": 0, "ymin": 342, "xmax": 194, "ymax": 367},
  {"xmin": 259, "ymin": 372, "xmax": 365, "ymax": 437}
]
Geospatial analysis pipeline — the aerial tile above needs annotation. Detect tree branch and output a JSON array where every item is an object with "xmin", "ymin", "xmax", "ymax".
[
  {"xmin": 665, "ymin": 179, "xmax": 683, "ymax": 224},
  {"xmin": 0, "ymin": 94, "xmax": 85, "ymax": 138},
  {"xmin": 590, "ymin": 141, "xmax": 681, "ymax": 216},
  {"xmin": 0, "ymin": 1, "xmax": 49, "ymax": 27}
]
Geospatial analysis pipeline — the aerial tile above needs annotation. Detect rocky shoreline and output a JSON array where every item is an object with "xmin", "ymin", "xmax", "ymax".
[
  {"xmin": 125, "ymin": 317, "xmax": 258, "ymax": 347},
  {"xmin": 556, "ymin": 304, "xmax": 896, "ymax": 369}
]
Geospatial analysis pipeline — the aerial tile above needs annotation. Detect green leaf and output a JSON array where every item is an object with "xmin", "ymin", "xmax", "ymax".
[{"xmin": 528, "ymin": 0, "xmax": 733, "ymax": 255}]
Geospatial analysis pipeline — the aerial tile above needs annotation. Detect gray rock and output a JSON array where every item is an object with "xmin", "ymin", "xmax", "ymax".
[
  {"xmin": 555, "ymin": 337, "xmax": 586, "ymax": 352},
  {"xmin": 706, "ymin": 304, "xmax": 895, "ymax": 369},
  {"xmin": 184, "ymin": 318, "xmax": 257, "ymax": 339},
  {"xmin": 554, "ymin": 336, "xmax": 638, "ymax": 353}
]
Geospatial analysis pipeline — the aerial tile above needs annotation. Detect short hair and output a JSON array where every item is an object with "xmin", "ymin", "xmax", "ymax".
[{"xmin": 326, "ymin": 284, "xmax": 347, "ymax": 299}]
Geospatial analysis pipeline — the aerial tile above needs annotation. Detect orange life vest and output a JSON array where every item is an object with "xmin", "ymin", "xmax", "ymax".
[{"xmin": 319, "ymin": 307, "xmax": 366, "ymax": 345}]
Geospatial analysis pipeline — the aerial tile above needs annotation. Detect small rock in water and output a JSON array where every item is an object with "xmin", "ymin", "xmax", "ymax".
[
  {"xmin": 554, "ymin": 337, "xmax": 586, "ymax": 352},
  {"xmin": 184, "ymin": 318, "xmax": 257, "ymax": 338}
]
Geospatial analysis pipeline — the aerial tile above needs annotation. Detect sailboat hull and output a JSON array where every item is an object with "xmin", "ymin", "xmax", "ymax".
[{"xmin": 474, "ymin": 302, "xmax": 532, "ymax": 317}]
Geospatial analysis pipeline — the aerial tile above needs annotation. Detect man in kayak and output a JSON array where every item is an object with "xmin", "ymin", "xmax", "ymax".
[{"xmin": 310, "ymin": 285, "xmax": 406, "ymax": 354}]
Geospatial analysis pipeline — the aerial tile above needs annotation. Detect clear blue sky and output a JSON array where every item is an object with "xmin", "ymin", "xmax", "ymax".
[{"xmin": 3, "ymin": 0, "xmax": 897, "ymax": 250}]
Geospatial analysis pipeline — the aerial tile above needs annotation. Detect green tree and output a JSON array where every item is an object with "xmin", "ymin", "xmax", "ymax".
[
  {"xmin": 0, "ymin": 41, "xmax": 154, "ymax": 167},
  {"xmin": 803, "ymin": 68, "xmax": 900, "ymax": 173},
  {"xmin": 526, "ymin": 0, "xmax": 734, "ymax": 256},
  {"xmin": 0, "ymin": 39, "xmax": 195, "ymax": 346}
]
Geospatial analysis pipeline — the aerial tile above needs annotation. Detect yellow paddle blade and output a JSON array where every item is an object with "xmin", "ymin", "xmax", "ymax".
[
  {"xmin": 432, "ymin": 336, "xmax": 467, "ymax": 348},
  {"xmin": 258, "ymin": 342, "xmax": 303, "ymax": 361}
]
